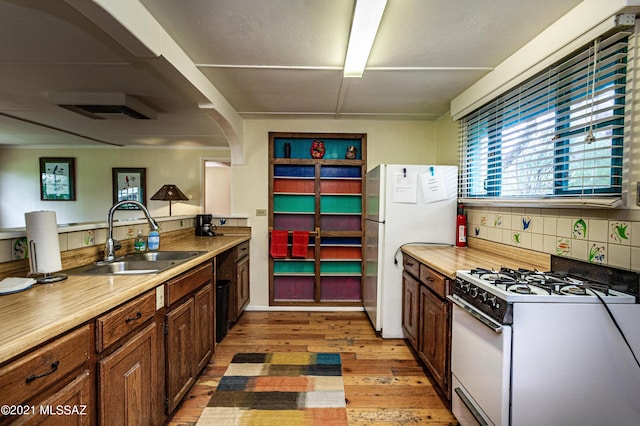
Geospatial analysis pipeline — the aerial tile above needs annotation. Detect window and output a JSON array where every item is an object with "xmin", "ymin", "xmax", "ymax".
[{"xmin": 458, "ymin": 29, "xmax": 630, "ymax": 206}]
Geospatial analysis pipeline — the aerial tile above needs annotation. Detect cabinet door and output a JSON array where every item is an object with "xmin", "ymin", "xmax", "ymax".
[
  {"xmin": 419, "ymin": 285, "xmax": 448, "ymax": 395},
  {"xmin": 194, "ymin": 283, "xmax": 214, "ymax": 373},
  {"xmin": 98, "ymin": 322, "xmax": 159, "ymax": 426},
  {"xmin": 401, "ymin": 271, "xmax": 419, "ymax": 349},
  {"xmin": 236, "ymin": 255, "xmax": 250, "ymax": 317},
  {"xmin": 166, "ymin": 298, "xmax": 195, "ymax": 413}
]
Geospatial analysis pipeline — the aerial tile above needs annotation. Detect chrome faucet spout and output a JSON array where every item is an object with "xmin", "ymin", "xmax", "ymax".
[{"xmin": 105, "ymin": 200, "xmax": 159, "ymax": 261}]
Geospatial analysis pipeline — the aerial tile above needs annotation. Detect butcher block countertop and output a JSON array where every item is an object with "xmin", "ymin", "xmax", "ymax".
[
  {"xmin": 401, "ymin": 238, "xmax": 551, "ymax": 280},
  {"xmin": 0, "ymin": 234, "xmax": 249, "ymax": 365}
]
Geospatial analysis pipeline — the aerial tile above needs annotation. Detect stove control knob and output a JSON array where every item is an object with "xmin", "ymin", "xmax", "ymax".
[
  {"xmin": 479, "ymin": 291, "xmax": 488, "ymax": 302},
  {"xmin": 469, "ymin": 286, "xmax": 478, "ymax": 298},
  {"xmin": 487, "ymin": 295, "xmax": 500, "ymax": 309},
  {"xmin": 460, "ymin": 282, "xmax": 470, "ymax": 293}
]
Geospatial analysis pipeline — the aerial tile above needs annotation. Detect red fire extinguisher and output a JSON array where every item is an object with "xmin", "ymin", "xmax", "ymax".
[{"xmin": 456, "ymin": 203, "xmax": 467, "ymax": 247}]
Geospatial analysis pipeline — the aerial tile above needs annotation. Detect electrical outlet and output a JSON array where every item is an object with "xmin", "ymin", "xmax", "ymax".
[
  {"xmin": 256, "ymin": 209, "xmax": 267, "ymax": 216},
  {"xmin": 156, "ymin": 285, "xmax": 165, "ymax": 310}
]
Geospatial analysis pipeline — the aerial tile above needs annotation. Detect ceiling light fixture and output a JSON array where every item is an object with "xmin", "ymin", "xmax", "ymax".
[{"xmin": 343, "ymin": 0, "xmax": 388, "ymax": 78}]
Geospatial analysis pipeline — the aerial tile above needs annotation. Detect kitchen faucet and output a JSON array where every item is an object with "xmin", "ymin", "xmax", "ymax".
[{"xmin": 104, "ymin": 200, "xmax": 159, "ymax": 262}]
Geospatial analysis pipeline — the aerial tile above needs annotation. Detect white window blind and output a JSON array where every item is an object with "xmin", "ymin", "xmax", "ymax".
[{"xmin": 458, "ymin": 28, "xmax": 631, "ymax": 208}]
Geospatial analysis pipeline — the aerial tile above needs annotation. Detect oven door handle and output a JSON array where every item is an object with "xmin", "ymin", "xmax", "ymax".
[
  {"xmin": 454, "ymin": 387, "xmax": 492, "ymax": 426},
  {"xmin": 448, "ymin": 295, "xmax": 503, "ymax": 333}
]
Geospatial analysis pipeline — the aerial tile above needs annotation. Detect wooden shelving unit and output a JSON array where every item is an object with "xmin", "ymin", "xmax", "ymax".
[{"xmin": 269, "ymin": 132, "xmax": 366, "ymax": 306}]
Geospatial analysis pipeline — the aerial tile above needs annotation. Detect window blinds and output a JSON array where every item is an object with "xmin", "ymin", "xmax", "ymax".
[{"xmin": 458, "ymin": 29, "xmax": 631, "ymax": 207}]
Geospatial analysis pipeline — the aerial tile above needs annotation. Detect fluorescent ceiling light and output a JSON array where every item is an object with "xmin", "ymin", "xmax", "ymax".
[{"xmin": 343, "ymin": 0, "xmax": 388, "ymax": 78}]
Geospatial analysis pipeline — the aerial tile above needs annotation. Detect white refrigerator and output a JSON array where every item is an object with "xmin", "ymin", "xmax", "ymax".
[{"xmin": 364, "ymin": 164, "xmax": 458, "ymax": 338}]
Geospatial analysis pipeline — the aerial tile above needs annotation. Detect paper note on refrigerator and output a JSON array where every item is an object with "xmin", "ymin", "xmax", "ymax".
[
  {"xmin": 419, "ymin": 167, "xmax": 449, "ymax": 203},
  {"xmin": 392, "ymin": 171, "xmax": 417, "ymax": 203}
]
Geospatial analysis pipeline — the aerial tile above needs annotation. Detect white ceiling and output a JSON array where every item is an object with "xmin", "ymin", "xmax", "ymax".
[{"xmin": 0, "ymin": 0, "xmax": 584, "ymax": 149}]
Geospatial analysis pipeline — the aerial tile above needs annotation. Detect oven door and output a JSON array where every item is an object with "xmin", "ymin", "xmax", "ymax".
[{"xmin": 449, "ymin": 296, "xmax": 512, "ymax": 426}]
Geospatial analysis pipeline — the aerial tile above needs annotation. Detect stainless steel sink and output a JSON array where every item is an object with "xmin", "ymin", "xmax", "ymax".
[
  {"xmin": 123, "ymin": 251, "xmax": 206, "ymax": 262},
  {"xmin": 67, "ymin": 251, "xmax": 207, "ymax": 275}
]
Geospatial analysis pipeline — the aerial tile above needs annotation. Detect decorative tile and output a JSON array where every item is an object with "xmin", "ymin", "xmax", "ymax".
[
  {"xmin": 521, "ymin": 216, "xmax": 532, "ymax": 232},
  {"xmin": 556, "ymin": 238, "xmax": 571, "ymax": 256},
  {"xmin": 512, "ymin": 232, "xmax": 521, "ymax": 245},
  {"xmin": 609, "ymin": 221, "xmax": 630, "ymax": 245},
  {"xmin": 494, "ymin": 214, "xmax": 503, "ymax": 228},
  {"xmin": 12, "ymin": 237, "xmax": 28, "ymax": 260},
  {"xmin": 572, "ymin": 219, "xmax": 587, "ymax": 239},
  {"xmin": 82, "ymin": 230, "xmax": 95, "ymax": 246},
  {"xmin": 587, "ymin": 243, "xmax": 606, "ymax": 264}
]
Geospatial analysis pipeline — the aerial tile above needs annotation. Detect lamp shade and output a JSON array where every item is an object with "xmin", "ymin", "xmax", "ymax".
[{"xmin": 151, "ymin": 184, "xmax": 188, "ymax": 216}]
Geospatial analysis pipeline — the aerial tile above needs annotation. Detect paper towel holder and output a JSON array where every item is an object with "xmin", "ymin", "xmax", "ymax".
[{"xmin": 27, "ymin": 240, "xmax": 67, "ymax": 283}]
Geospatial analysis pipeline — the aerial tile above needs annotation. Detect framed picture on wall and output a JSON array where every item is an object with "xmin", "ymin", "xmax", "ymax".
[
  {"xmin": 40, "ymin": 157, "xmax": 76, "ymax": 201},
  {"xmin": 112, "ymin": 167, "xmax": 146, "ymax": 209}
]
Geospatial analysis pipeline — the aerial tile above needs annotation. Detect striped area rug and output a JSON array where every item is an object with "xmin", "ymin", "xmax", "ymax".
[{"xmin": 197, "ymin": 352, "xmax": 348, "ymax": 425}]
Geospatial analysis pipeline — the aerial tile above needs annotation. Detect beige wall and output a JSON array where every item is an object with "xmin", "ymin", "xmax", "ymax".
[
  {"xmin": 0, "ymin": 147, "xmax": 229, "ymax": 228},
  {"xmin": 434, "ymin": 112, "xmax": 458, "ymax": 166},
  {"xmin": 234, "ymin": 118, "xmax": 438, "ymax": 308}
]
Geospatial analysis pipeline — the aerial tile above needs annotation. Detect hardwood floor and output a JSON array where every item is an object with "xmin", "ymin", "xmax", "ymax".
[{"xmin": 167, "ymin": 311, "xmax": 458, "ymax": 425}]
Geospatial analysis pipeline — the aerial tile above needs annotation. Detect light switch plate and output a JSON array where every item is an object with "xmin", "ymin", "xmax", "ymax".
[{"xmin": 256, "ymin": 209, "xmax": 267, "ymax": 216}]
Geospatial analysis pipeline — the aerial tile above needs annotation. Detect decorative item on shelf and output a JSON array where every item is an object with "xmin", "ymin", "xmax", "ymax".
[
  {"xmin": 151, "ymin": 184, "xmax": 188, "ymax": 216},
  {"xmin": 345, "ymin": 145, "xmax": 357, "ymax": 159},
  {"xmin": 284, "ymin": 142, "xmax": 291, "ymax": 158},
  {"xmin": 310, "ymin": 140, "xmax": 325, "ymax": 158}
]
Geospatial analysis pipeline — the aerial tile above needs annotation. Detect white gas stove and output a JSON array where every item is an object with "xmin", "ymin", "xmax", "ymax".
[{"xmin": 449, "ymin": 258, "xmax": 640, "ymax": 426}]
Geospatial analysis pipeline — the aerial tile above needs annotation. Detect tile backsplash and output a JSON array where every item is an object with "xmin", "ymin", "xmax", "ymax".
[{"xmin": 467, "ymin": 206, "xmax": 640, "ymax": 271}]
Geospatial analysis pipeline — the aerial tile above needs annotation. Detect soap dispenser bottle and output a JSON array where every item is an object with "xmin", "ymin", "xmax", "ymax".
[
  {"xmin": 148, "ymin": 229, "xmax": 160, "ymax": 251},
  {"xmin": 134, "ymin": 230, "xmax": 146, "ymax": 252}
]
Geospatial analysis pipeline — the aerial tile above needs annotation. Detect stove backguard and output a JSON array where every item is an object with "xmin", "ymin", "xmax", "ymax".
[{"xmin": 551, "ymin": 256, "xmax": 639, "ymax": 303}]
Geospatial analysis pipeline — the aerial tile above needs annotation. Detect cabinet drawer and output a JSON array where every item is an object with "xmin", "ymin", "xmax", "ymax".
[
  {"xmin": 166, "ymin": 261, "xmax": 213, "ymax": 306},
  {"xmin": 236, "ymin": 241, "xmax": 249, "ymax": 260},
  {"xmin": 96, "ymin": 290, "xmax": 156, "ymax": 352},
  {"xmin": 0, "ymin": 325, "xmax": 90, "ymax": 407},
  {"xmin": 419, "ymin": 264, "xmax": 448, "ymax": 298},
  {"xmin": 402, "ymin": 254, "xmax": 420, "ymax": 278}
]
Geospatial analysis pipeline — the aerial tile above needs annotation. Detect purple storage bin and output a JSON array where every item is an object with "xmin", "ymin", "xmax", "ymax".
[{"xmin": 274, "ymin": 276, "xmax": 315, "ymax": 300}]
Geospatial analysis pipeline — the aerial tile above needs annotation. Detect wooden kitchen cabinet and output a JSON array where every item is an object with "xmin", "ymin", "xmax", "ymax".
[
  {"xmin": 194, "ymin": 283, "xmax": 214, "ymax": 373},
  {"xmin": 95, "ymin": 290, "xmax": 162, "ymax": 425},
  {"xmin": 402, "ymin": 270, "xmax": 420, "ymax": 349},
  {"xmin": 98, "ymin": 322, "xmax": 160, "ymax": 425},
  {"xmin": 0, "ymin": 325, "xmax": 92, "ymax": 425},
  {"xmin": 419, "ymin": 284, "xmax": 449, "ymax": 395},
  {"xmin": 217, "ymin": 241, "xmax": 250, "ymax": 323},
  {"xmin": 165, "ymin": 260, "xmax": 214, "ymax": 414},
  {"xmin": 401, "ymin": 254, "xmax": 452, "ymax": 400}
]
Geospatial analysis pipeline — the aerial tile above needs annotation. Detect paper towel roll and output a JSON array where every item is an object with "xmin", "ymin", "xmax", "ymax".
[{"xmin": 25, "ymin": 211, "xmax": 62, "ymax": 274}]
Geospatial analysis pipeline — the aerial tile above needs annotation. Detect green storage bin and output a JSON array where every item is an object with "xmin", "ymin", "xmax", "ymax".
[
  {"xmin": 320, "ymin": 195, "xmax": 361, "ymax": 213},
  {"xmin": 274, "ymin": 260, "xmax": 315, "ymax": 274},
  {"xmin": 274, "ymin": 194, "xmax": 315, "ymax": 213},
  {"xmin": 320, "ymin": 261, "xmax": 362, "ymax": 274}
]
